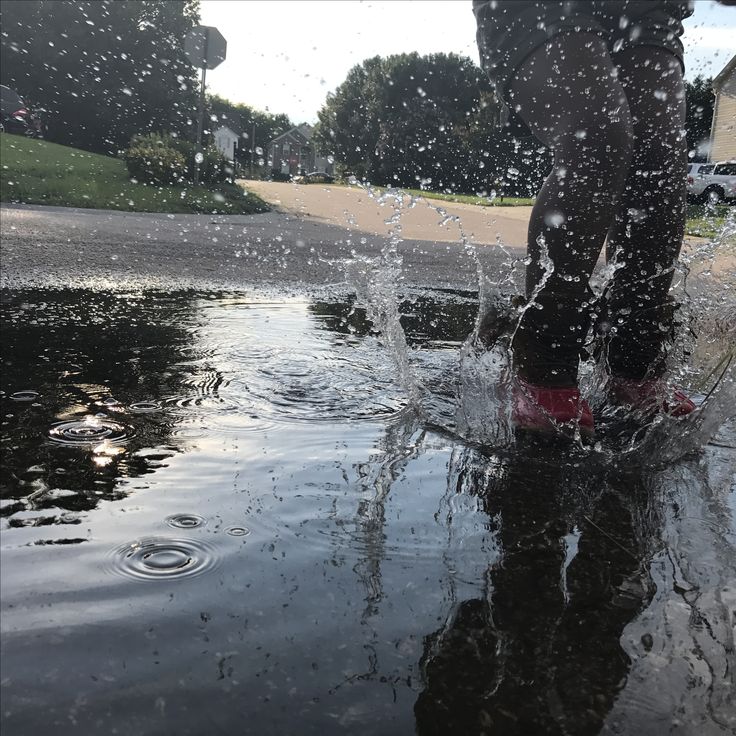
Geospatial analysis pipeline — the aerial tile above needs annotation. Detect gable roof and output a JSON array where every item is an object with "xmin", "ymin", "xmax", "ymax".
[
  {"xmin": 713, "ymin": 54, "xmax": 736, "ymax": 92},
  {"xmin": 269, "ymin": 125, "xmax": 313, "ymax": 147},
  {"xmin": 213, "ymin": 124, "xmax": 240, "ymax": 138}
]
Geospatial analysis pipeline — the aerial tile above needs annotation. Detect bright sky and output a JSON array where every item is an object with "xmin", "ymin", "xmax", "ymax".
[{"xmin": 199, "ymin": 0, "xmax": 736, "ymax": 124}]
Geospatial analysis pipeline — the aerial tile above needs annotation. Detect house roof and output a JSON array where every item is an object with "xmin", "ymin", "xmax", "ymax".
[
  {"xmin": 713, "ymin": 54, "xmax": 736, "ymax": 92},
  {"xmin": 269, "ymin": 124, "xmax": 314, "ymax": 147},
  {"xmin": 212, "ymin": 113, "xmax": 244, "ymax": 136},
  {"xmin": 214, "ymin": 124, "xmax": 240, "ymax": 138}
]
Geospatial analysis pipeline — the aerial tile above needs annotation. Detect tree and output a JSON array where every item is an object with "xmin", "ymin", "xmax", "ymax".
[
  {"xmin": 685, "ymin": 76, "xmax": 714, "ymax": 162},
  {"xmin": 314, "ymin": 52, "xmax": 550, "ymax": 196},
  {"xmin": 0, "ymin": 0, "xmax": 200, "ymax": 154},
  {"xmin": 207, "ymin": 94, "xmax": 291, "ymax": 172}
]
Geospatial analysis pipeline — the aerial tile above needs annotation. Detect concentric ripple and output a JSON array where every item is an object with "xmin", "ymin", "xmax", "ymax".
[
  {"xmin": 48, "ymin": 416, "xmax": 132, "ymax": 446},
  {"xmin": 10, "ymin": 390, "xmax": 40, "ymax": 402},
  {"xmin": 107, "ymin": 537, "xmax": 219, "ymax": 581},
  {"xmin": 225, "ymin": 526, "xmax": 251, "ymax": 537},
  {"xmin": 166, "ymin": 513, "xmax": 207, "ymax": 529},
  {"xmin": 130, "ymin": 400, "xmax": 162, "ymax": 413}
]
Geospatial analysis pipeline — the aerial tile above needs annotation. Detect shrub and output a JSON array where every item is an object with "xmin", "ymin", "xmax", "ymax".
[
  {"xmin": 124, "ymin": 133, "xmax": 187, "ymax": 185},
  {"xmin": 270, "ymin": 169, "xmax": 290, "ymax": 182},
  {"xmin": 124, "ymin": 132, "xmax": 232, "ymax": 186}
]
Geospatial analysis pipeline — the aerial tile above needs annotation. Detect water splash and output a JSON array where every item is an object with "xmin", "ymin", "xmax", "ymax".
[{"xmin": 345, "ymin": 185, "xmax": 735, "ymax": 459}]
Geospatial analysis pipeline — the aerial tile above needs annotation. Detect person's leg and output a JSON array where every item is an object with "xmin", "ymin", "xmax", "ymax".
[
  {"xmin": 599, "ymin": 47, "xmax": 688, "ymax": 381},
  {"xmin": 506, "ymin": 33, "xmax": 634, "ymax": 388}
]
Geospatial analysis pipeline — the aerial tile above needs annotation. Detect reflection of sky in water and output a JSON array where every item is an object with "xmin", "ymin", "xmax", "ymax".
[{"xmin": 1, "ymin": 287, "xmax": 735, "ymax": 736}]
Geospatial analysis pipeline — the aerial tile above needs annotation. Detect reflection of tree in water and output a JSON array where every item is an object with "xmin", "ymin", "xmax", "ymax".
[
  {"xmin": 0, "ymin": 288, "xmax": 220, "ymax": 531},
  {"xmin": 308, "ymin": 290, "xmax": 478, "ymax": 347},
  {"xmin": 415, "ymin": 437, "xmax": 660, "ymax": 736}
]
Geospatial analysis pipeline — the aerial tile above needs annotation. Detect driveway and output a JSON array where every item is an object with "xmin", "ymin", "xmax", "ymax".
[{"xmin": 241, "ymin": 180, "xmax": 531, "ymax": 246}]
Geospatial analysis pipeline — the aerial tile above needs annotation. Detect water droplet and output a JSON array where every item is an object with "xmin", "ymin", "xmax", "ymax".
[{"xmin": 544, "ymin": 210, "xmax": 566, "ymax": 228}]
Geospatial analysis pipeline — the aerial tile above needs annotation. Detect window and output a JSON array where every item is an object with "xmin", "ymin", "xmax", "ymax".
[{"xmin": 714, "ymin": 163, "xmax": 736, "ymax": 176}]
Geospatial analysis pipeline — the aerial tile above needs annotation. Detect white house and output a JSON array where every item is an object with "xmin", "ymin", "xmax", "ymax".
[
  {"xmin": 709, "ymin": 54, "xmax": 736, "ymax": 162},
  {"xmin": 213, "ymin": 125, "xmax": 239, "ymax": 162}
]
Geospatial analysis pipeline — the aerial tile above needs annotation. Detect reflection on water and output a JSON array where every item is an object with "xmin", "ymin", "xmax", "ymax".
[{"xmin": 1, "ymin": 287, "xmax": 734, "ymax": 736}]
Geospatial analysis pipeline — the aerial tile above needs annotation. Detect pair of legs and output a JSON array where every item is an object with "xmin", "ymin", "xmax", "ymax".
[{"xmin": 509, "ymin": 33, "xmax": 687, "ymax": 387}]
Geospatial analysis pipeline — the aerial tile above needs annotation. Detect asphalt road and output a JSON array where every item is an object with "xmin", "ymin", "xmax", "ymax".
[
  {"xmin": 1, "ymin": 183, "xmax": 731, "ymax": 294},
  {"xmin": 0, "ymin": 189, "xmax": 528, "ymax": 292}
]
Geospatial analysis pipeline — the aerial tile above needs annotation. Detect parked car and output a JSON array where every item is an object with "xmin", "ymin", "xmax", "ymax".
[
  {"xmin": 687, "ymin": 160, "xmax": 736, "ymax": 204},
  {"xmin": 293, "ymin": 171, "xmax": 335, "ymax": 184},
  {"xmin": 0, "ymin": 85, "xmax": 44, "ymax": 138}
]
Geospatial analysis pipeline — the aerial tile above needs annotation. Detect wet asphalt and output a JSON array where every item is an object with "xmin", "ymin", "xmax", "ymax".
[{"xmin": 0, "ymin": 201, "xmax": 521, "ymax": 292}]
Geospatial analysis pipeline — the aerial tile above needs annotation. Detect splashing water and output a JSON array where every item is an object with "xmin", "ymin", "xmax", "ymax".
[{"xmin": 346, "ymin": 184, "xmax": 736, "ymax": 461}]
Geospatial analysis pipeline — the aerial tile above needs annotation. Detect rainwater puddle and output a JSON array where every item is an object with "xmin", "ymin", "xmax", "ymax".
[{"xmin": 1, "ymin": 286, "xmax": 734, "ymax": 736}]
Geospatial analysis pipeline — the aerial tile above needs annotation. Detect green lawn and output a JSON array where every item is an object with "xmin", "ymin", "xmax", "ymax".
[
  {"xmin": 0, "ymin": 133, "xmax": 269, "ymax": 215},
  {"xmin": 684, "ymin": 203, "xmax": 731, "ymax": 239},
  {"xmin": 400, "ymin": 187, "xmax": 534, "ymax": 207}
]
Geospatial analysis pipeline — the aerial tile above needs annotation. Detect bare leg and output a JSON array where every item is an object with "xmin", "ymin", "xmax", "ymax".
[
  {"xmin": 508, "ymin": 33, "xmax": 634, "ymax": 386},
  {"xmin": 601, "ymin": 48, "xmax": 687, "ymax": 379}
]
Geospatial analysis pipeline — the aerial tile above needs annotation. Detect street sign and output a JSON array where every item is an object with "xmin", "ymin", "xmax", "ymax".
[{"xmin": 184, "ymin": 26, "xmax": 227, "ymax": 70}]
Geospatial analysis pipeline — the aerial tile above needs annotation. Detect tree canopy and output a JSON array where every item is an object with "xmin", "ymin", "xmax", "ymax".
[
  {"xmin": 0, "ymin": 0, "xmax": 200, "ymax": 153},
  {"xmin": 684, "ymin": 76, "xmax": 715, "ymax": 162},
  {"xmin": 314, "ymin": 52, "xmax": 550, "ymax": 195}
]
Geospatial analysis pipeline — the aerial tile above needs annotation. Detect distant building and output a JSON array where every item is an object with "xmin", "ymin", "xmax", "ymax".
[
  {"xmin": 268, "ymin": 124, "xmax": 333, "ymax": 177},
  {"xmin": 213, "ymin": 124, "xmax": 240, "ymax": 162},
  {"xmin": 709, "ymin": 54, "xmax": 736, "ymax": 162}
]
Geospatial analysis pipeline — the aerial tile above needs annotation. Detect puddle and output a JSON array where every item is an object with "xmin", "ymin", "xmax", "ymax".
[{"xmin": 1, "ymin": 286, "xmax": 734, "ymax": 735}]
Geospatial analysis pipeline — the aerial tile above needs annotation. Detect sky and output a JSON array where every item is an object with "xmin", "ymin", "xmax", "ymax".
[{"xmin": 199, "ymin": 0, "xmax": 736, "ymax": 124}]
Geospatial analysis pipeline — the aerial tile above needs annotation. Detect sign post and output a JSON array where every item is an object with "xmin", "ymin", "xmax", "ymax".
[{"xmin": 184, "ymin": 25, "xmax": 227, "ymax": 185}]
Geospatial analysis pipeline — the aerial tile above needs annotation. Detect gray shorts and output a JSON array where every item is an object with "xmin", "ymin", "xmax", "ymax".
[{"xmin": 474, "ymin": 1, "xmax": 693, "ymax": 98}]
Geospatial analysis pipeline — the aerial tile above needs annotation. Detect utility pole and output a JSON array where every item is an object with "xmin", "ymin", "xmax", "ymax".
[
  {"xmin": 184, "ymin": 26, "xmax": 227, "ymax": 187},
  {"xmin": 194, "ymin": 61, "xmax": 207, "ymax": 186},
  {"xmin": 250, "ymin": 122, "xmax": 256, "ymax": 179}
]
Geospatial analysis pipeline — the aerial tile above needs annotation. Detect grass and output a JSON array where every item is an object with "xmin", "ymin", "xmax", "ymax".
[
  {"xmin": 0, "ymin": 133, "xmax": 269, "ymax": 215},
  {"xmin": 400, "ymin": 187, "xmax": 534, "ymax": 207},
  {"xmin": 684, "ymin": 203, "xmax": 731, "ymax": 239}
]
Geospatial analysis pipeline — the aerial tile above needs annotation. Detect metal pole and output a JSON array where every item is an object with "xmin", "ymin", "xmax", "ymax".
[
  {"xmin": 250, "ymin": 122, "xmax": 256, "ymax": 179},
  {"xmin": 194, "ymin": 63, "xmax": 207, "ymax": 186}
]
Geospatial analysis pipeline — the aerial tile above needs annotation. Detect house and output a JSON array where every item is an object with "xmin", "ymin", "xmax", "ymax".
[
  {"xmin": 213, "ymin": 124, "xmax": 240, "ymax": 162},
  {"xmin": 268, "ymin": 124, "xmax": 334, "ymax": 177},
  {"xmin": 709, "ymin": 54, "xmax": 736, "ymax": 162}
]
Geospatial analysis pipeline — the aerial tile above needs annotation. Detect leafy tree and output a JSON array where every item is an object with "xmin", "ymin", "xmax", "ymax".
[
  {"xmin": 684, "ymin": 76, "xmax": 714, "ymax": 162},
  {"xmin": 0, "ymin": 0, "xmax": 200, "ymax": 154},
  {"xmin": 314, "ymin": 52, "xmax": 550, "ymax": 196}
]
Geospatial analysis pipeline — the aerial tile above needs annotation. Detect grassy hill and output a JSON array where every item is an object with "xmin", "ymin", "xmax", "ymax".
[{"xmin": 0, "ymin": 133, "xmax": 269, "ymax": 215}]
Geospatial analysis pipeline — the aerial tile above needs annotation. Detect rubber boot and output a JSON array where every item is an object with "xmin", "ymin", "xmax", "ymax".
[
  {"xmin": 511, "ymin": 293, "xmax": 595, "ymax": 434},
  {"xmin": 595, "ymin": 297, "xmax": 695, "ymax": 416}
]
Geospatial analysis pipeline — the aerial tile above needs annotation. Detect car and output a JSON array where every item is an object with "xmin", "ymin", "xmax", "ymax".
[
  {"xmin": 0, "ymin": 85, "xmax": 44, "ymax": 138},
  {"xmin": 294, "ymin": 171, "xmax": 335, "ymax": 184},
  {"xmin": 687, "ymin": 160, "xmax": 736, "ymax": 205}
]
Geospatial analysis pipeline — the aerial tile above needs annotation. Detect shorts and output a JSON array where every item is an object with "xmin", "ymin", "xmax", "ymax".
[{"xmin": 473, "ymin": 1, "xmax": 693, "ymax": 99}]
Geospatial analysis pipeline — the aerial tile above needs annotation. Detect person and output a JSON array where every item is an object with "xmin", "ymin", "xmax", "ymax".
[{"xmin": 472, "ymin": 0, "xmax": 729, "ymax": 435}]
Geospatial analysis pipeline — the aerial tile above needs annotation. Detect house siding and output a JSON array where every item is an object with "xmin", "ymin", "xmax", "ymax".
[
  {"xmin": 267, "ymin": 126, "xmax": 335, "ymax": 177},
  {"xmin": 710, "ymin": 64, "xmax": 736, "ymax": 162}
]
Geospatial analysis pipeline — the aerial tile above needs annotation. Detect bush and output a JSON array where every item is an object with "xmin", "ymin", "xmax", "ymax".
[
  {"xmin": 123, "ymin": 133, "xmax": 187, "ymax": 185},
  {"xmin": 124, "ymin": 132, "xmax": 233, "ymax": 186},
  {"xmin": 270, "ymin": 169, "xmax": 290, "ymax": 182}
]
